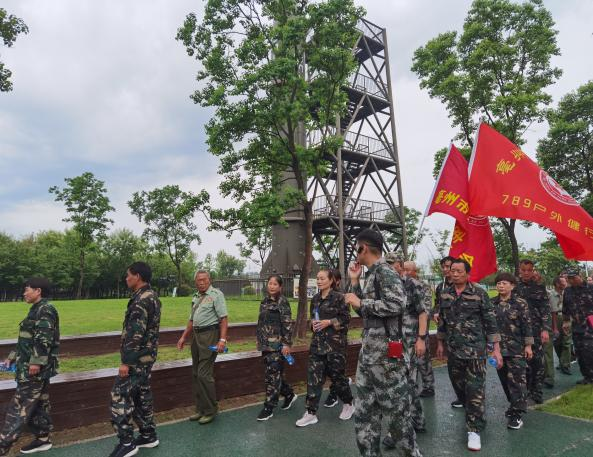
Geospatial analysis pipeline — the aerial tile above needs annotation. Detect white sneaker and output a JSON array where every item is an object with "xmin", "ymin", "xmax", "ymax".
[
  {"xmin": 467, "ymin": 432, "xmax": 481, "ymax": 451},
  {"xmin": 339, "ymin": 403, "xmax": 355, "ymax": 420},
  {"xmin": 295, "ymin": 412, "xmax": 318, "ymax": 427}
]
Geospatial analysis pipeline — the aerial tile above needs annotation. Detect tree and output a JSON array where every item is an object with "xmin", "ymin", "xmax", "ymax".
[
  {"xmin": 529, "ymin": 237, "xmax": 577, "ymax": 284},
  {"xmin": 386, "ymin": 206, "xmax": 427, "ymax": 259},
  {"xmin": 538, "ymin": 81, "xmax": 593, "ymax": 208},
  {"xmin": 0, "ymin": 8, "xmax": 28, "ymax": 92},
  {"xmin": 428, "ymin": 229, "xmax": 451, "ymax": 276},
  {"xmin": 412, "ymin": 0, "xmax": 562, "ymax": 274},
  {"xmin": 236, "ymin": 226, "xmax": 272, "ymax": 267},
  {"xmin": 177, "ymin": 0, "xmax": 363, "ymax": 337},
  {"xmin": 128, "ymin": 185, "xmax": 209, "ymax": 289},
  {"xmin": 214, "ymin": 250, "xmax": 246, "ymax": 278},
  {"xmin": 49, "ymin": 172, "xmax": 114, "ymax": 298}
]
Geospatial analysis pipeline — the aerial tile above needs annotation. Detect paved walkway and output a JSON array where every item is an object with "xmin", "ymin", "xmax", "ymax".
[{"xmin": 47, "ymin": 362, "xmax": 593, "ymax": 457}]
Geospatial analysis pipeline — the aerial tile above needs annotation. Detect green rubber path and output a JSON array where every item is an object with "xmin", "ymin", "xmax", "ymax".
[{"xmin": 45, "ymin": 362, "xmax": 593, "ymax": 457}]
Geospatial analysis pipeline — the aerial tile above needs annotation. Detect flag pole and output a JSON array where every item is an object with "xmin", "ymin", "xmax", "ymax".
[{"xmin": 411, "ymin": 143, "xmax": 454, "ymax": 259}]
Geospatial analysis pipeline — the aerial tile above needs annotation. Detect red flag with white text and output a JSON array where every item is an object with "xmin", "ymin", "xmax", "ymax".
[
  {"xmin": 449, "ymin": 217, "xmax": 498, "ymax": 282},
  {"xmin": 468, "ymin": 123, "xmax": 593, "ymax": 259}
]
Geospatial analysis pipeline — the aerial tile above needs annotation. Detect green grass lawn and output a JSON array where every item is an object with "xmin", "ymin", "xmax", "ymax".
[
  {"xmin": 538, "ymin": 385, "xmax": 593, "ymax": 421},
  {"xmin": 0, "ymin": 329, "xmax": 364, "ymax": 379},
  {"xmin": 0, "ymin": 297, "xmax": 293, "ymax": 340}
]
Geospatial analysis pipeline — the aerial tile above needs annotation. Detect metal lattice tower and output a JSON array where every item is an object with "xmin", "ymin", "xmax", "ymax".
[{"xmin": 309, "ymin": 19, "xmax": 407, "ymax": 277}]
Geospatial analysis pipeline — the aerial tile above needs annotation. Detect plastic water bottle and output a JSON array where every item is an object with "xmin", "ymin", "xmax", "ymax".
[
  {"xmin": 279, "ymin": 345, "xmax": 295, "ymax": 366},
  {"xmin": 314, "ymin": 308, "xmax": 320, "ymax": 321},
  {"xmin": 208, "ymin": 345, "xmax": 229, "ymax": 353},
  {"xmin": 487, "ymin": 356, "xmax": 498, "ymax": 367},
  {"xmin": 0, "ymin": 363, "xmax": 16, "ymax": 373}
]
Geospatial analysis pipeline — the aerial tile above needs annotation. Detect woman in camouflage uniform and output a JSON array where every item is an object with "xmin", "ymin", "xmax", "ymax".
[
  {"xmin": 493, "ymin": 272, "xmax": 533, "ymax": 430},
  {"xmin": 256, "ymin": 275, "xmax": 297, "ymax": 421},
  {"xmin": 296, "ymin": 269, "xmax": 354, "ymax": 427}
]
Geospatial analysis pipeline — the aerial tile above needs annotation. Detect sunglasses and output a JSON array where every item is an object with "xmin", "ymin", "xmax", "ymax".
[{"xmin": 356, "ymin": 245, "xmax": 364, "ymax": 254}]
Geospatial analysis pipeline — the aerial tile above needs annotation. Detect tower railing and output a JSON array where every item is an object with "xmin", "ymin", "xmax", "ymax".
[
  {"xmin": 308, "ymin": 130, "xmax": 392, "ymax": 161},
  {"xmin": 312, "ymin": 195, "xmax": 395, "ymax": 224}
]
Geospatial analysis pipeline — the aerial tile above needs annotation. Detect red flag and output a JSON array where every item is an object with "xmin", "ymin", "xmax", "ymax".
[
  {"xmin": 426, "ymin": 143, "xmax": 497, "ymax": 281},
  {"xmin": 426, "ymin": 144, "xmax": 470, "ymax": 228},
  {"xmin": 468, "ymin": 123, "xmax": 593, "ymax": 259},
  {"xmin": 449, "ymin": 217, "xmax": 498, "ymax": 282}
]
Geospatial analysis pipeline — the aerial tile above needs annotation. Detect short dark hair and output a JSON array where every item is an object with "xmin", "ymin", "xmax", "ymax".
[
  {"xmin": 356, "ymin": 229, "xmax": 383, "ymax": 255},
  {"xmin": 451, "ymin": 258, "xmax": 471, "ymax": 273},
  {"xmin": 24, "ymin": 277, "xmax": 51, "ymax": 297},
  {"xmin": 128, "ymin": 261, "xmax": 152, "ymax": 283},
  {"xmin": 440, "ymin": 256, "xmax": 456, "ymax": 266},
  {"xmin": 520, "ymin": 259, "xmax": 535, "ymax": 267},
  {"xmin": 553, "ymin": 276, "xmax": 564, "ymax": 287},
  {"xmin": 495, "ymin": 272, "xmax": 516, "ymax": 285}
]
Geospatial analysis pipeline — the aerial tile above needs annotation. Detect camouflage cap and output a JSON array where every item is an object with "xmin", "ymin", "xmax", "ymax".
[
  {"xmin": 565, "ymin": 267, "xmax": 580, "ymax": 277},
  {"xmin": 384, "ymin": 252, "xmax": 401, "ymax": 264}
]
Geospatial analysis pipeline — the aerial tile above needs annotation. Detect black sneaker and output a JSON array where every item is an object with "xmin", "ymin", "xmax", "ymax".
[
  {"xmin": 419, "ymin": 389, "xmax": 435, "ymax": 398},
  {"xmin": 324, "ymin": 393, "xmax": 338, "ymax": 408},
  {"xmin": 451, "ymin": 399, "xmax": 464, "ymax": 408},
  {"xmin": 108, "ymin": 442, "xmax": 138, "ymax": 457},
  {"xmin": 20, "ymin": 439, "xmax": 53, "ymax": 454},
  {"xmin": 257, "ymin": 406, "xmax": 274, "ymax": 421},
  {"xmin": 560, "ymin": 367, "xmax": 572, "ymax": 375},
  {"xmin": 133, "ymin": 435, "xmax": 159, "ymax": 448},
  {"xmin": 281, "ymin": 392, "xmax": 298, "ymax": 410},
  {"xmin": 507, "ymin": 416, "xmax": 523, "ymax": 430},
  {"xmin": 504, "ymin": 409, "xmax": 512, "ymax": 418}
]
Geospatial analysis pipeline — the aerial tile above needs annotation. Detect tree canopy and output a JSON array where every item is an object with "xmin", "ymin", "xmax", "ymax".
[{"xmin": 0, "ymin": 8, "xmax": 28, "ymax": 92}]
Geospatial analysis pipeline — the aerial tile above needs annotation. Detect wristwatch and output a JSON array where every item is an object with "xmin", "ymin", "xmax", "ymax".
[
  {"xmin": 219, "ymin": 338, "xmax": 227, "ymax": 343},
  {"xmin": 418, "ymin": 334, "xmax": 427, "ymax": 341}
]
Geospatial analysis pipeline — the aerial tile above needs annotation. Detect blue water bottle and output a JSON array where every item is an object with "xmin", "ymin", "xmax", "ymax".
[
  {"xmin": 0, "ymin": 362, "xmax": 16, "ymax": 373},
  {"xmin": 487, "ymin": 356, "xmax": 498, "ymax": 367},
  {"xmin": 314, "ymin": 307, "xmax": 320, "ymax": 321},
  {"xmin": 280, "ymin": 345, "xmax": 295, "ymax": 366},
  {"xmin": 208, "ymin": 345, "xmax": 229, "ymax": 353}
]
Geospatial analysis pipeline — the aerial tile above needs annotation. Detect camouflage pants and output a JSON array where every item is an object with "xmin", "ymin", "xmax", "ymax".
[
  {"xmin": 447, "ymin": 356, "xmax": 486, "ymax": 432},
  {"xmin": 0, "ymin": 380, "xmax": 52, "ymax": 450},
  {"xmin": 554, "ymin": 326, "xmax": 573, "ymax": 371},
  {"xmin": 416, "ymin": 340, "xmax": 435, "ymax": 393},
  {"xmin": 496, "ymin": 357, "xmax": 527, "ymax": 416},
  {"xmin": 526, "ymin": 338, "xmax": 544, "ymax": 401},
  {"xmin": 573, "ymin": 334, "xmax": 593, "ymax": 380},
  {"xmin": 305, "ymin": 351, "xmax": 353, "ymax": 413},
  {"xmin": 354, "ymin": 358, "xmax": 421, "ymax": 457},
  {"xmin": 111, "ymin": 365, "xmax": 156, "ymax": 444},
  {"xmin": 262, "ymin": 351, "xmax": 293, "ymax": 409},
  {"xmin": 407, "ymin": 346, "xmax": 425, "ymax": 429}
]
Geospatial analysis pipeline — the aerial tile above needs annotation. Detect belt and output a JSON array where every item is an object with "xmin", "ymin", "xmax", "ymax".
[{"xmin": 194, "ymin": 324, "xmax": 220, "ymax": 333}]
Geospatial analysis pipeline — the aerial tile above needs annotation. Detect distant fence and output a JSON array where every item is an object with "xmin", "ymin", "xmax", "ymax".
[{"xmin": 212, "ymin": 276, "xmax": 298, "ymax": 299}]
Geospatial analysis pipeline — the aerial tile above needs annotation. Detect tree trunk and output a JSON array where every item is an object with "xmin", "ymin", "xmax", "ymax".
[
  {"xmin": 176, "ymin": 263, "xmax": 182, "ymax": 290},
  {"xmin": 295, "ymin": 201, "xmax": 314, "ymax": 339},
  {"xmin": 499, "ymin": 217, "xmax": 520, "ymax": 276},
  {"xmin": 77, "ymin": 249, "xmax": 85, "ymax": 299}
]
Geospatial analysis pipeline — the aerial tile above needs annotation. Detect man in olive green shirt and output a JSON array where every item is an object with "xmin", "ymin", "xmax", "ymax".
[{"xmin": 177, "ymin": 271, "xmax": 228, "ymax": 424}]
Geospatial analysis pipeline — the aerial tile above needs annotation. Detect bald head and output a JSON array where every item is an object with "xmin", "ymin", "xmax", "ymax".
[{"xmin": 404, "ymin": 261, "xmax": 418, "ymax": 278}]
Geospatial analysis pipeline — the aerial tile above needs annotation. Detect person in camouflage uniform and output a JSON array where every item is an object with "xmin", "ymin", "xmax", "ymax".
[
  {"xmin": 515, "ymin": 259, "xmax": 551, "ymax": 404},
  {"xmin": 0, "ymin": 277, "xmax": 59, "ymax": 456},
  {"xmin": 563, "ymin": 268, "xmax": 593, "ymax": 384},
  {"xmin": 296, "ymin": 269, "xmax": 354, "ymax": 426},
  {"xmin": 549, "ymin": 276, "xmax": 572, "ymax": 375},
  {"xmin": 492, "ymin": 272, "xmax": 533, "ymax": 430},
  {"xmin": 256, "ymin": 275, "xmax": 297, "ymax": 421},
  {"xmin": 109, "ymin": 262, "xmax": 161, "ymax": 457},
  {"xmin": 345, "ymin": 229, "xmax": 421, "ymax": 457},
  {"xmin": 417, "ymin": 280, "xmax": 435, "ymax": 397},
  {"xmin": 436, "ymin": 259, "xmax": 502, "ymax": 452}
]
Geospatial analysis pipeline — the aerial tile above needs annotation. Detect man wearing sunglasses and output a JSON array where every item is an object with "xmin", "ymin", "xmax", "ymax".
[{"xmin": 345, "ymin": 229, "xmax": 421, "ymax": 457}]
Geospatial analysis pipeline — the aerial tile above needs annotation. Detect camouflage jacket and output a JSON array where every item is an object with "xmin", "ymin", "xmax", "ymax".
[
  {"xmin": 492, "ymin": 295, "xmax": 534, "ymax": 358},
  {"xmin": 562, "ymin": 283, "xmax": 593, "ymax": 336},
  {"xmin": 351, "ymin": 258, "xmax": 406, "ymax": 365},
  {"xmin": 515, "ymin": 279, "xmax": 551, "ymax": 335},
  {"xmin": 434, "ymin": 279, "xmax": 452, "ymax": 315},
  {"xmin": 120, "ymin": 285, "xmax": 161, "ymax": 367},
  {"xmin": 256, "ymin": 295, "xmax": 293, "ymax": 352},
  {"xmin": 8, "ymin": 299, "xmax": 60, "ymax": 383},
  {"xmin": 309, "ymin": 289, "xmax": 350, "ymax": 354},
  {"xmin": 437, "ymin": 282, "xmax": 500, "ymax": 359},
  {"xmin": 402, "ymin": 277, "xmax": 429, "ymax": 346}
]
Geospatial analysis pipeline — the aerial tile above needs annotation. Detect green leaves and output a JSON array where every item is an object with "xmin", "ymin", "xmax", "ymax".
[
  {"xmin": 0, "ymin": 8, "xmax": 28, "ymax": 92},
  {"xmin": 128, "ymin": 185, "xmax": 210, "ymax": 288}
]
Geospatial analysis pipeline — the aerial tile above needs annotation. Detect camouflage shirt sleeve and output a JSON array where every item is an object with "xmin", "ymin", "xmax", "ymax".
[
  {"xmin": 538, "ymin": 285, "xmax": 552, "ymax": 332},
  {"xmin": 121, "ymin": 298, "xmax": 149, "ymax": 366},
  {"xmin": 331, "ymin": 293, "xmax": 350, "ymax": 331},
  {"xmin": 279, "ymin": 296, "xmax": 293, "ymax": 347},
  {"xmin": 562, "ymin": 288, "xmax": 574, "ymax": 320},
  {"xmin": 518, "ymin": 298, "xmax": 534, "ymax": 346},
  {"xmin": 360, "ymin": 266, "xmax": 405, "ymax": 317},
  {"xmin": 479, "ymin": 289, "xmax": 501, "ymax": 343},
  {"xmin": 29, "ymin": 305, "xmax": 58, "ymax": 366}
]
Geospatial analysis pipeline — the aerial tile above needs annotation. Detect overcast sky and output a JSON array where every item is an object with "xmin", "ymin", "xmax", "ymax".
[{"xmin": 1, "ymin": 0, "xmax": 592, "ymax": 270}]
